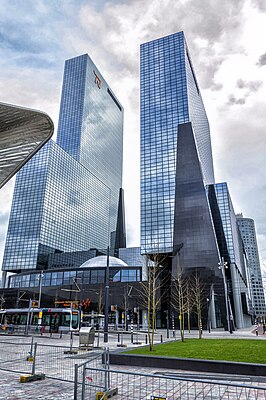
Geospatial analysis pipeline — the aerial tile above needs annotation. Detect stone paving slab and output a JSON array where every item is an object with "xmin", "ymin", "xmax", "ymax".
[{"xmin": 0, "ymin": 370, "xmax": 73, "ymax": 400}]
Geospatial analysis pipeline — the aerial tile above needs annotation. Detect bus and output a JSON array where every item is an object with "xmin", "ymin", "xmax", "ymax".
[{"xmin": 0, "ymin": 307, "xmax": 81, "ymax": 333}]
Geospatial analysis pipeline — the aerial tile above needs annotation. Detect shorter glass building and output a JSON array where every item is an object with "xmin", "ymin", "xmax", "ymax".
[
  {"xmin": 236, "ymin": 214, "xmax": 266, "ymax": 317},
  {"xmin": 2, "ymin": 140, "xmax": 110, "ymax": 273},
  {"xmin": 207, "ymin": 183, "xmax": 252, "ymax": 328}
]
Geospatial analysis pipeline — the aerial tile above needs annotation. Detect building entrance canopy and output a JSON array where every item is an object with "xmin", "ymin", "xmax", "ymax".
[{"xmin": 0, "ymin": 102, "xmax": 53, "ymax": 189}]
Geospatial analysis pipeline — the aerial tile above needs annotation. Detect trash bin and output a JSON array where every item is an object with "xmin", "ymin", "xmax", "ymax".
[{"xmin": 79, "ymin": 327, "xmax": 95, "ymax": 348}]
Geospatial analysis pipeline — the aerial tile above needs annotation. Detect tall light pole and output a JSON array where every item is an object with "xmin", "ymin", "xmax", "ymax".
[
  {"xmin": 206, "ymin": 297, "xmax": 210, "ymax": 333},
  {"xmin": 38, "ymin": 270, "xmax": 44, "ymax": 309},
  {"xmin": 104, "ymin": 246, "xmax": 110, "ymax": 343},
  {"xmin": 218, "ymin": 257, "xmax": 232, "ymax": 333}
]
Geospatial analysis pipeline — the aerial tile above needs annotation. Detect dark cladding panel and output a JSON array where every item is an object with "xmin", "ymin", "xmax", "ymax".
[{"xmin": 173, "ymin": 122, "xmax": 220, "ymax": 272}]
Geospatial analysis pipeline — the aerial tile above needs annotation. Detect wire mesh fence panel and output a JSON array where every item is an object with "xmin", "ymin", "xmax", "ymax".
[
  {"xmin": 79, "ymin": 367, "xmax": 266, "ymax": 400},
  {"xmin": 0, "ymin": 339, "xmax": 34, "ymax": 374},
  {"xmin": 35, "ymin": 344, "xmax": 104, "ymax": 383}
]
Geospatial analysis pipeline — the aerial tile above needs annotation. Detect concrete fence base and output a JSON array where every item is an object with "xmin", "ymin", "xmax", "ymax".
[{"xmin": 109, "ymin": 353, "xmax": 266, "ymax": 377}]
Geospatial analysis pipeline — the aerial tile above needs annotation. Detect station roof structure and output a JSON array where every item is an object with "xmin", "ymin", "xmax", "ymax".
[{"xmin": 0, "ymin": 102, "xmax": 54, "ymax": 189}]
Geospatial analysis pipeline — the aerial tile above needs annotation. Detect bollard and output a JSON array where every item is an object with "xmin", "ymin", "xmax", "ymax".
[
  {"xmin": 161, "ymin": 334, "xmax": 163, "ymax": 343},
  {"xmin": 145, "ymin": 334, "xmax": 148, "ymax": 344},
  {"xmin": 118, "ymin": 332, "xmax": 120, "ymax": 342},
  {"xmin": 131, "ymin": 332, "xmax": 134, "ymax": 344},
  {"xmin": 60, "ymin": 330, "xmax": 63, "ymax": 338}
]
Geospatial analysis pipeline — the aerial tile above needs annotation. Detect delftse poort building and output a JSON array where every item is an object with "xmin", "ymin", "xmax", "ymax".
[{"xmin": 140, "ymin": 31, "xmax": 252, "ymax": 328}]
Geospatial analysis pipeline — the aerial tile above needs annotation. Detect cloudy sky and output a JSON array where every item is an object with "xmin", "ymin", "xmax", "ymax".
[{"xmin": 1, "ymin": 0, "xmax": 266, "ymax": 276}]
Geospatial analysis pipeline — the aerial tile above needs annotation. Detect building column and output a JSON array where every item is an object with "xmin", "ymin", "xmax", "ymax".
[
  {"xmin": 231, "ymin": 264, "xmax": 244, "ymax": 328},
  {"xmin": 1, "ymin": 271, "xmax": 7, "ymax": 288},
  {"xmin": 210, "ymin": 287, "xmax": 217, "ymax": 329}
]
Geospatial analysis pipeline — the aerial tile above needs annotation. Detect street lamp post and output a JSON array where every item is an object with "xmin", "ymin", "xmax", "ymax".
[
  {"xmin": 219, "ymin": 257, "xmax": 232, "ymax": 334},
  {"xmin": 38, "ymin": 270, "xmax": 44, "ymax": 309},
  {"xmin": 104, "ymin": 246, "xmax": 110, "ymax": 343},
  {"xmin": 206, "ymin": 298, "xmax": 211, "ymax": 333}
]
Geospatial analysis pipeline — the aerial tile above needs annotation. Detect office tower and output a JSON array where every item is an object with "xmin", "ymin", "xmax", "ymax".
[
  {"xmin": 236, "ymin": 214, "xmax": 266, "ymax": 317},
  {"xmin": 57, "ymin": 54, "xmax": 124, "ymax": 242},
  {"xmin": 140, "ymin": 31, "xmax": 228, "ymax": 330},
  {"xmin": 2, "ymin": 141, "xmax": 110, "ymax": 272},
  {"xmin": 2, "ymin": 54, "xmax": 124, "ymax": 276},
  {"xmin": 140, "ymin": 31, "xmax": 216, "ymax": 257},
  {"xmin": 207, "ymin": 183, "xmax": 252, "ymax": 328}
]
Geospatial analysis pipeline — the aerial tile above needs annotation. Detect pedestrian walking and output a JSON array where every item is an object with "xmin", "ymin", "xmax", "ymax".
[
  {"xmin": 255, "ymin": 325, "xmax": 258, "ymax": 336},
  {"xmin": 263, "ymin": 323, "xmax": 266, "ymax": 334}
]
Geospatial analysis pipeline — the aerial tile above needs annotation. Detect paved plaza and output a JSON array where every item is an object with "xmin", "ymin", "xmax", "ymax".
[{"xmin": 0, "ymin": 327, "xmax": 265, "ymax": 399}]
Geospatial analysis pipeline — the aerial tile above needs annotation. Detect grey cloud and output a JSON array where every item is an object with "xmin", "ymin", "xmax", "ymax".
[
  {"xmin": 236, "ymin": 79, "xmax": 263, "ymax": 92},
  {"xmin": 0, "ymin": 212, "xmax": 9, "ymax": 242},
  {"xmin": 227, "ymin": 95, "xmax": 245, "ymax": 106},
  {"xmin": 77, "ymin": 0, "xmax": 245, "ymax": 93},
  {"xmin": 227, "ymin": 79, "xmax": 263, "ymax": 106},
  {"xmin": 257, "ymin": 52, "xmax": 266, "ymax": 66},
  {"xmin": 252, "ymin": 0, "xmax": 266, "ymax": 12}
]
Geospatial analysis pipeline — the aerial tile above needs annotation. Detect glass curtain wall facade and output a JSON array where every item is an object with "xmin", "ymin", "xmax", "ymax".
[
  {"xmin": 2, "ymin": 141, "xmax": 110, "ymax": 272},
  {"xmin": 57, "ymin": 54, "xmax": 124, "ymax": 239},
  {"xmin": 2, "ymin": 53, "xmax": 124, "ymax": 276},
  {"xmin": 207, "ymin": 183, "xmax": 252, "ymax": 327},
  {"xmin": 140, "ymin": 31, "xmax": 215, "ymax": 255},
  {"xmin": 8, "ymin": 266, "xmax": 142, "ymax": 289},
  {"xmin": 236, "ymin": 215, "xmax": 266, "ymax": 317}
]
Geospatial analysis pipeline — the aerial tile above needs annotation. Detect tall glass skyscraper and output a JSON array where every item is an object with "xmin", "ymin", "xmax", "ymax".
[
  {"xmin": 57, "ymin": 54, "xmax": 124, "ymax": 237},
  {"xmin": 2, "ymin": 54, "xmax": 124, "ymax": 275},
  {"xmin": 140, "ymin": 31, "xmax": 215, "ymax": 255}
]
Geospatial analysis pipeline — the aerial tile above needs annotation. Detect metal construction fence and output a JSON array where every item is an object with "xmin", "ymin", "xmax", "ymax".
[
  {"xmin": 0, "ymin": 337, "xmax": 103, "ymax": 382},
  {"xmin": 35, "ymin": 343, "xmax": 103, "ymax": 382},
  {"xmin": 0, "ymin": 337, "xmax": 266, "ymax": 400},
  {"xmin": 0, "ymin": 337, "xmax": 34, "ymax": 374},
  {"xmin": 74, "ymin": 364, "xmax": 266, "ymax": 400}
]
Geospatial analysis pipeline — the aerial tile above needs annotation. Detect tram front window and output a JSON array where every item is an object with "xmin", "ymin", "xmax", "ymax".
[{"xmin": 71, "ymin": 313, "xmax": 79, "ymax": 330}]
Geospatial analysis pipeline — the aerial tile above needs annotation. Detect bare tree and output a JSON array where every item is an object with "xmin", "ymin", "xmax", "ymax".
[
  {"xmin": 138, "ymin": 254, "xmax": 167, "ymax": 351},
  {"xmin": 171, "ymin": 270, "xmax": 186, "ymax": 342},
  {"xmin": 190, "ymin": 271, "xmax": 206, "ymax": 339}
]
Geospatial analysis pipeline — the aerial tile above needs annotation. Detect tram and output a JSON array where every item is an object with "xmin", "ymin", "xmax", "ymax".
[{"xmin": 0, "ymin": 307, "xmax": 81, "ymax": 333}]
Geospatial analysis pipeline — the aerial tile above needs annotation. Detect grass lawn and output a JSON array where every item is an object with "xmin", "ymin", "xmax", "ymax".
[{"xmin": 126, "ymin": 339, "xmax": 266, "ymax": 364}]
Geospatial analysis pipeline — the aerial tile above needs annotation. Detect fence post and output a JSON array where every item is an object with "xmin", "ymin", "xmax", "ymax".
[
  {"xmin": 29, "ymin": 336, "xmax": 34, "ymax": 357},
  {"xmin": 31, "ymin": 342, "xmax": 37, "ymax": 375},
  {"xmin": 74, "ymin": 364, "xmax": 78, "ymax": 400},
  {"xmin": 103, "ymin": 347, "xmax": 108, "ymax": 392},
  {"xmin": 131, "ymin": 320, "xmax": 134, "ymax": 344},
  {"xmin": 70, "ymin": 331, "xmax": 73, "ymax": 352},
  {"xmin": 107, "ymin": 347, "xmax": 110, "ymax": 389},
  {"xmin": 81, "ymin": 362, "xmax": 86, "ymax": 399}
]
